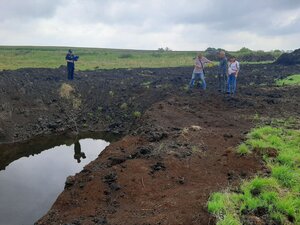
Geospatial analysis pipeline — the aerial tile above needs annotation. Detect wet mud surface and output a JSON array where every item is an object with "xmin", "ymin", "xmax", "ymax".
[{"xmin": 0, "ymin": 63, "xmax": 300, "ymax": 225}]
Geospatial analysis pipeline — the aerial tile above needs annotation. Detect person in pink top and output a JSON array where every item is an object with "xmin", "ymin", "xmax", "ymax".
[{"xmin": 189, "ymin": 52, "xmax": 213, "ymax": 90}]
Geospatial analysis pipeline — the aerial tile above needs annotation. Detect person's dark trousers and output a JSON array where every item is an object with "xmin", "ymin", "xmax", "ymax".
[
  {"xmin": 67, "ymin": 64, "xmax": 74, "ymax": 80},
  {"xmin": 218, "ymin": 72, "xmax": 227, "ymax": 92}
]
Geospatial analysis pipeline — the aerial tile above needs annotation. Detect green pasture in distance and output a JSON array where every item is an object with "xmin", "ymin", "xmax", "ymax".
[
  {"xmin": 0, "ymin": 46, "xmax": 195, "ymax": 71},
  {"xmin": 0, "ymin": 46, "xmax": 278, "ymax": 71}
]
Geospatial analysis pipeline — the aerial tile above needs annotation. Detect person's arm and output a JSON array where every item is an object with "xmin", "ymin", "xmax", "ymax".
[
  {"xmin": 66, "ymin": 55, "xmax": 74, "ymax": 63},
  {"xmin": 202, "ymin": 57, "xmax": 213, "ymax": 64},
  {"xmin": 227, "ymin": 62, "xmax": 230, "ymax": 76},
  {"xmin": 235, "ymin": 62, "xmax": 240, "ymax": 77},
  {"xmin": 225, "ymin": 59, "xmax": 229, "ymax": 76}
]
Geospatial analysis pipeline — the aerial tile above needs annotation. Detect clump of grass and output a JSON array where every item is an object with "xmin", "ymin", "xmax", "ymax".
[
  {"xmin": 191, "ymin": 146, "xmax": 199, "ymax": 153},
  {"xmin": 141, "ymin": 81, "xmax": 152, "ymax": 89},
  {"xmin": 217, "ymin": 214, "xmax": 241, "ymax": 225},
  {"xmin": 271, "ymin": 165, "xmax": 298, "ymax": 188},
  {"xmin": 271, "ymin": 117, "xmax": 299, "ymax": 129},
  {"xmin": 208, "ymin": 192, "xmax": 241, "ymax": 225},
  {"xmin": 208, "ymin": 126, "xmax": 300, "ymax": 225},
  {"xmin": 208, "ymin": 192, "xmax": 232, "ymax": 214},
  {"xmin": 133, "ymin": 111, "xmax": 141, "ymax": 118},
  {"xmin": 109, "ymin": 90, "xmax": 114, "ymax": 97},
  {"xmin": 276, "ymin": 74, "xmax": 300, "ymax": 86},
  {"xmin": 72, "ymin": 98, "xmax": 82, "ymax": 109},
  {"xmin": 182, "ymin": 84, "xmax": 189, "ymax": 92},
  {"xmin": 120, "ymin": 103, "xmax": 128, "ymax": 110},
  {"xmin": 237, "ymin": 143, "xmax": 250, "ymax": 155},
  {"xmin": 253, "ymin": 113, "xmax": 260, "ymax": 123},
  {"xmin": 59, "ymin": 83, "xmax": 81, "ymax": 109},
  {"xmin": 59, "ymin": 83, "xmax": 74, "ymax": 99}
]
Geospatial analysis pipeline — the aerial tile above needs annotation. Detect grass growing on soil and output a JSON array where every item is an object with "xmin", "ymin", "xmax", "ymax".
[
  {"xmin": 133, "ymin": 111, "xmax": 141, "ymax": 118},
  {"xmin": 237, "ymin": 143, "xmax": 250, "ymax": 155},
  {"xmin": 276, "ymin": 74, "xmax": 300, "ymax": 86},
  {"xmin": 208, "ymin": 126, "xmax": 300, "ymax": 225}
]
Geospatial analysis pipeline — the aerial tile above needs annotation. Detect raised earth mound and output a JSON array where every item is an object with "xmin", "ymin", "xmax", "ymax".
[{"xmin": 275, "ymin": 48, "xmax": 300, "ymax": 65}]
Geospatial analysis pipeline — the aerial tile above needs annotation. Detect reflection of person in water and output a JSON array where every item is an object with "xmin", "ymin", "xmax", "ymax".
[{"xmin": 74, "ymin": 140, "xmax": 86, "ymax": 163}]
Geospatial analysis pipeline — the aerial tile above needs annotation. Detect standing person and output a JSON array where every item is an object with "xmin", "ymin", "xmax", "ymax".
[
  {"xmin": 189, "ymin": 53, "xmax": 213, "ymax": 91},
  {"xmin": 66, "ymin": 49, "xmax": 75, "ymax": 80},
  {"xmin": 218, "ymin": 51, "xmax": 228, "ymax": 93},
  {"xmin": 227, "ymin": 56, "xmax": 240, "ymax": 95}
]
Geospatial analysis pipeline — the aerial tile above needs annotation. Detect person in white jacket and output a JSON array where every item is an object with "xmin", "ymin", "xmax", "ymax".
[
  {"xmin": 189, "ymin": 53, "xmax": 213, "ymax": 90},
  {"xmin": 227, "ymin": 56, "xmax": 240, "ymax": 95}
]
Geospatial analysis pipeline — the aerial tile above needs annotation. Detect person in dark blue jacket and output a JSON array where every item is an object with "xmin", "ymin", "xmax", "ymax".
[
  {"xmin": 218, "ymin": 51, "xmax": 228, "ymax": 93},
  {"xmin": 65, "ymin": 49, "xmax": 75, "ymax": 80}
]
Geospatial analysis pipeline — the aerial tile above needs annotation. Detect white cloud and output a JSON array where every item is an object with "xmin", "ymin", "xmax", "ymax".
[{"xmin": 0, "ymin": 0, "xmax": 299, "ymax": 51}]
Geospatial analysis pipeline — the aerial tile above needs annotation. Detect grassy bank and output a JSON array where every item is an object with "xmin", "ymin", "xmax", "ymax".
[{"xmin": 208, "ymin": 125, "xmax": 300, "ymax": 225}]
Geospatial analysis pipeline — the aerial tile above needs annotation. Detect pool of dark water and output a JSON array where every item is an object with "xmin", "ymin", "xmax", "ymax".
[{"xmin": 0, "ymin": 133, "xmax": 113, "ymax": 225}]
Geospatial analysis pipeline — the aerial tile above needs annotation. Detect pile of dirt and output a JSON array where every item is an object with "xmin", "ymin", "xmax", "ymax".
[
  {"xmin": 204, "ymin": 49, "xmax": 275, "ymax": 62},
  {"xmin": 237, "ymin": 52, "xmax": 276, "ymax": 62},
  {"xmin": 33, "ymin": 64, "xmax": 300, "ymax": 225},
  {"xmin": 275, "ymin": 48, "xmax": 300, "ymax": 65}
]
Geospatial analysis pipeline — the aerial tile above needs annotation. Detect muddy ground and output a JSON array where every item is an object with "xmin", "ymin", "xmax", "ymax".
[{"xmin": 0, "ymin": 63, "xmax": 300, "ymax": 225}]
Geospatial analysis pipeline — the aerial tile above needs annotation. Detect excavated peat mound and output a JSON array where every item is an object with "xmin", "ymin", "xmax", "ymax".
[
  {"xmin": 275, "ymin": 48, "xmax": 300, "ymax": 65},
  {"xmin": 0, "ymin": 63, "xmax": 300, "ymax": 225}
]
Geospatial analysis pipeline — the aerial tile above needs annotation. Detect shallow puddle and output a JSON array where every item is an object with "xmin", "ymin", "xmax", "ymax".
[{"xmin": 0, "ymin": 134, "xmax": 112, "ymax": 225}]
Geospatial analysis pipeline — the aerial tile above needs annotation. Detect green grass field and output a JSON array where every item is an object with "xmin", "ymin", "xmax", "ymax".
[
  {"xmin": 0, "ymin": 46, "xmax": 278, "ymax": 71},
  {"xmin": 0, "ymin": 46, "xmax": 197, "ymax": 71}
]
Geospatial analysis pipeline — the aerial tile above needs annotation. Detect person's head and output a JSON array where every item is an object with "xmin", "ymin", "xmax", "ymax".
[
  {"xmin": 197, "ymin": 52, "xmax": 203, "ymax": 59},
  {"xmin": 230, "ymin": 56, "xmax": 236, "ymax": 62},
  {"xmin": 68, "ymin": 49, "xmax": 73, "ymax": 54},
  {"xmin": 219, "ymin": 51, "xmax": 226, "ymax": 58}
]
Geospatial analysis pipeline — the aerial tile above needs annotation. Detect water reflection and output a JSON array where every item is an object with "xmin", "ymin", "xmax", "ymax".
[
  {"xmin": 0, "ymin": 133, "xmax": 115, "ymax": 225},
  {"xmin": 0, "ymin": 132, "xmax": 119, "ymax": 171},
  {"xmin": 74, "ymin": 140, "xmax": 86, "ymax": 163}
]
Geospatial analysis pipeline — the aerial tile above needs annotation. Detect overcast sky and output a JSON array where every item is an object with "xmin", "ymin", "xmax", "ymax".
[{"xmin": 0, "ymin": 0, "xmax": 299, "ymax": 51}]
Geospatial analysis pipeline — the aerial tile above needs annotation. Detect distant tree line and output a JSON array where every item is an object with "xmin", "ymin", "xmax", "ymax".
[{"xmin": 157, "ymin": 47, "xmax": 172, "ymax": 52}]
